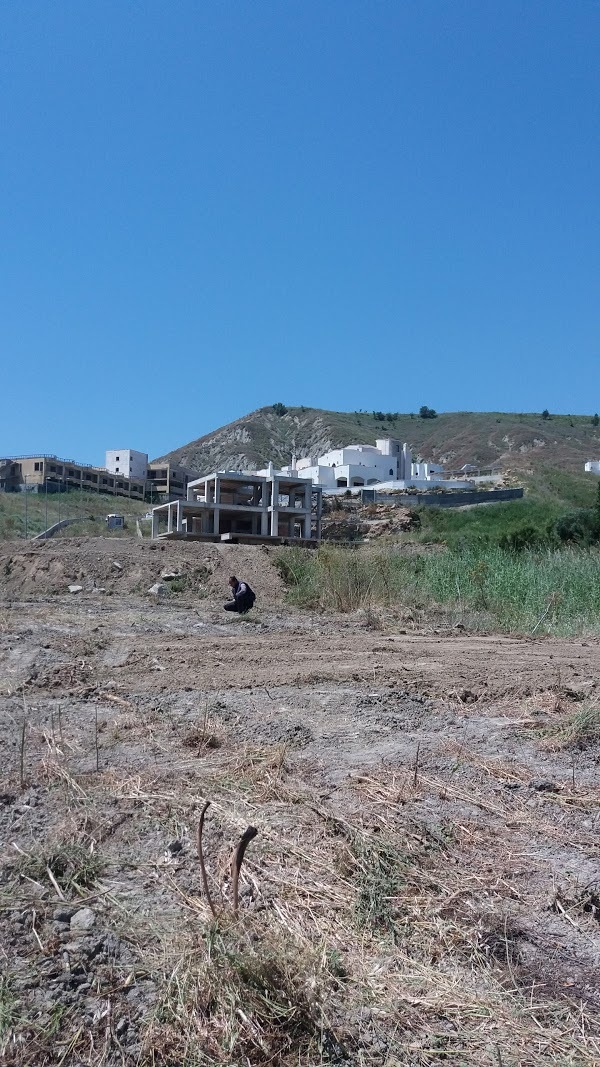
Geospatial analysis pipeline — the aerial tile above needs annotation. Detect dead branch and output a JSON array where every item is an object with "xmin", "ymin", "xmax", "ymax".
[
  {"xmin": 197, "ymin": 801, "xmax": 217, "ymax": 918},
  {"xmin": 231, "ymin": 825, "xmax": 258, "ymax": 913}
]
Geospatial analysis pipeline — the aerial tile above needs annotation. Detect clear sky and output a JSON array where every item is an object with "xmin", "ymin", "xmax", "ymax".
[{"xmin": 2, "ymin": 0, "xmax": 599, "ymax": 463}]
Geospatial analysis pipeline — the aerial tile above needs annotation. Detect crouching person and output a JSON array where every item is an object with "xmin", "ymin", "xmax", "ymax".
[{"xmin": 224, "ymin": 576, "xmax": 256, "ymax": 614}]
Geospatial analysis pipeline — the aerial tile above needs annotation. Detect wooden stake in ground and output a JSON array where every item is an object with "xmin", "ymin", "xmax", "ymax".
[
  {"xmin": 94, "ymin": 705, "xmax": 100, "ymax": 772},
  {"xmin": 19, "ymin": 717, "xmax": 26, "ymax": 792},
  {"xmin": 231, "ymin": 825, "xmax": 258, "ymax": 913},
  {"xmin": 197, "ymin": 801, "xmax": 217, "ymax": 918}
]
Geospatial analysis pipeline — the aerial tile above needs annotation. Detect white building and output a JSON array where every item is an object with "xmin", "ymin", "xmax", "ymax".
[
  {"xmin": 105, "ymin": 449, "xmax": 149, "ymax": 480},
  {"xmin": 265, "ymin": 438, "xmax": 462, "ymax": 490},
  {"xmin": 585, "ymin": 461, "xmax": 600, "ymax": 474}
]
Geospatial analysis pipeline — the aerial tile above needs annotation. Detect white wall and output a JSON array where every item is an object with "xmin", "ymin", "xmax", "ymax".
[
  {"xmin": 105, "ymin": 449, "xmax": 148, "ymax": 479},
  {"xmin": 585, "ymin": 460, "xmax": 600, "ymax": 474}
]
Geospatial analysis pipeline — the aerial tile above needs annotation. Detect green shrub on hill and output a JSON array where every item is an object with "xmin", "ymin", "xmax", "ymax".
[{"xmin": 554, "ymin": 508, "xmax": 600, "ymax": 546}]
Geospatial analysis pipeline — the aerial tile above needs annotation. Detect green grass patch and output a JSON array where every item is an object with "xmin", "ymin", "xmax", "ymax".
[
  {"xmin": 545, "ymin": 706, "xmax": 600, "ymax": 749},
  {"xmin": 413, "ymin": 496, "xmax": 561, "ymax": 551},
  {"xmin": 17, "ymin": 842, "xmax": 104, "ymax": 893},
  {"xmin": 351, "ymin": 837, "xmax": 407, "ymax": 933},
  {"xmin": 276, "ymin": 543, "xmax": 600, "ymax": 635},
  {"xmin": 0, "ymin": 489, "xmax": 149, "ymax": 540}
]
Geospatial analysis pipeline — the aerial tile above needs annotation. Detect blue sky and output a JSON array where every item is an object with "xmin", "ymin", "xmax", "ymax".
[{"xmin": 2, "ymin": 0, "xmax": 599, "ymax": 462}]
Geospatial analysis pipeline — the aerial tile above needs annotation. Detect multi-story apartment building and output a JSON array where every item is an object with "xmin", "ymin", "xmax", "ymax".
[
  {"xmin": 0, "ymin": 453, "xmax": 202, "ymax": 502},
  {"xmin": 145, "ymin": 462, "xmax": 200, "ymax": 501},
  {"xmin": 0, "ymin": 456, "xmax": 147, "ymax": 499}
]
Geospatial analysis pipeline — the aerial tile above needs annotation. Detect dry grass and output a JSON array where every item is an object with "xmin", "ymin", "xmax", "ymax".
[
  {"xmin": 2, "ymin": 698, "xmax": 600, "ymax": 1066},
  {"xmin": 99, "ymin": 751, "xmax": 599, "ymax": 1065}
]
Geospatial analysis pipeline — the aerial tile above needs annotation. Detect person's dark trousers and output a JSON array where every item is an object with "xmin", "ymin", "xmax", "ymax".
[{"xmin": 224, "ymin": 596, "xmax": 252, "ymax": 613}]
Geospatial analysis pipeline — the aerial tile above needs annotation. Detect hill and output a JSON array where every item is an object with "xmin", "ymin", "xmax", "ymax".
[{"xmin": 155, "ymin": 405, "xmax": 600, "ymax": 481}]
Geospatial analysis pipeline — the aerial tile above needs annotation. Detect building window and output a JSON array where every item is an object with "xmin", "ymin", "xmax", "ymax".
[
  {"xmin": 115, "ymin": 467, "xmax": 120, "ymax": 472},
  {"xmin": 50, "ymin": 465, "xmax": 56, "ymax": 473},
  {"xmin": 116, "ymin": 456, "xmax": 120, "ymax": 461},
  {"xmin": 34, "ymin": 462, "xmax": 41, "ymax": 472},
  {"xmin": 389, "ymin": 469, "xmax": 394, "ymax": 476},
  {"xmin": 102, "ymin": 478, "xmax": 107, "ymax": 484}
]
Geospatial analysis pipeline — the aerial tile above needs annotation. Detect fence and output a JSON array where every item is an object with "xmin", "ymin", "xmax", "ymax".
[{"xmin": 360, "ymin": 487, "xmax": 524, "ymax": 508}]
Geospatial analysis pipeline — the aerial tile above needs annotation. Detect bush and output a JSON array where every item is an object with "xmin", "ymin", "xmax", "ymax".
[
  {"xmin": 499, "ymin": 525, "xmax": 547, "ymax": 553},
  {"xmin": 419, "ymin": 405, "xmax": 437, "ymax": 419},
  {"xmin": 554, "ymin": 509, "xmax": 600, "ymax": 547},
  {"xmin": 272, "ymin": 402, "xmax": 288, "ymax": 417}
]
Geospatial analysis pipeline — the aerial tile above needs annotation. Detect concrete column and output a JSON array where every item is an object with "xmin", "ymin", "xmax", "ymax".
[
  {"xmin": 213, "ymin": 476, "xmax": 221, "ymax": 534},
  {"xmin": 167, "ymin": 504, "xmax": 174, "ymax": 534},
  {"xmin": 176, "ymin": 500, "xmax": 183, "ymax": 532},
  {"xmin": 303, "ymin": 483, "xmax": 311, "ymax": 539},
  {"xmin": 151, "ymin": 509, "xmax": 159, "ymax": 539},
  {"xmin": 270, "ymin": 477, "xmax": 278, "ymax": 536},
  {"xmin": 315, "ymin": 491, "xmax": 322, "ymax": 542},
  {"xmin": 260, "ymin": 478, "xmax": 269, "ymax": 535}
]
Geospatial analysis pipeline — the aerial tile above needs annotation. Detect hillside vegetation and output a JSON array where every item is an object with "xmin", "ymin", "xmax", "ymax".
[
  {"xmin": 0, "ymin": 490, "xmax": 149, "ymax": 541},
  {"xmin": 155, "ymin": 405, "xmax": 600, "ymax": 479}
]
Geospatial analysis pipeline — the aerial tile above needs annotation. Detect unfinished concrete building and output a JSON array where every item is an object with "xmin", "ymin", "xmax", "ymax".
[
  {"xmin": 0, "ymin": 456, "xmax": 147, "ymax": 500},
  {"xmin": 151, "ymin": 470, "xmax": 322, "ymax": 544},
  {"xmin": 146, "ymin": 462, "xmax": 201, "ymax": 501}
]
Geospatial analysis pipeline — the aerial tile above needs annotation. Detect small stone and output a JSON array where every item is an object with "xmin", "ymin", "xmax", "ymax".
[
  {"xmin": 70, "ymin": 908, "xmax": 96, "ymax": 933},
  {"xmin": 68, "ymin": 585, "xmax": 83, "ymax": 594},
  {"xmin": 161, "ymin": 571, "xmax": 181, "ymax": 581},
  {"xmin": 111, "ymin": 561, "xmax": 123, "ymax": 571},
  {"xmin": 148, "ymin": 583, "xmax": 168, "ymax": 596}
]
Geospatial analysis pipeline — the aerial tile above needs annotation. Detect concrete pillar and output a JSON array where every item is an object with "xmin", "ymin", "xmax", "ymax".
[
  {"xmin": 167, "ymin": 504, "xmax": 174, "ymax": 534},
  {"xmin": 151, "ymin": 509, "xmax": 159, "ymax": 539},
  {"xmin": 176, "ymin": 500, "xmax": 183, "ymax": 532},
  {"xmin": 303, "ymin": 483, "xmax": 311, "ymax": 539},
  {"xmin": 315, "ymin": 491, "xmax": 322, "ymax": 542},
  {"xmin": 212, "ymin": 476, "xmax": 221, "ymax": 534},
  {"xmin": 270, "ymin": 477, "xmax": 278, "ymax": 536}
]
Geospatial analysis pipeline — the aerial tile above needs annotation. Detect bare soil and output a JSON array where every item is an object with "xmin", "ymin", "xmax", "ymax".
[{"xmin": 1, "ymin": 538, "xmax": 599, "ymax": 1066}]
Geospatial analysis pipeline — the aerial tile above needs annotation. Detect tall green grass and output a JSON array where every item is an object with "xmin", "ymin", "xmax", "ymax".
[{"xmin": 276, "ymin": 544, "xmax": 600, "ymax": 635}]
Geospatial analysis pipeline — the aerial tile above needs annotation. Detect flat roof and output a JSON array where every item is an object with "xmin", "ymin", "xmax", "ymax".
[{"xmin": 188, "ymin": 471, "xmax": 322, "ymax": 488}]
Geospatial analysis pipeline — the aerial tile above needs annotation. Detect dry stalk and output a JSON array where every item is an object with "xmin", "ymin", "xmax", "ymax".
[
  {"xmin": 94, "ymin": 705, "xmax": 100, "ymax": 772},
  {"xmin": 413, "ymin": 742, "xmax": 420, "ymax": 788},
  {"xmin": 231, "ymin": 825, "xmax": 258, "ymax": 912},
  {"xmin": 196, "ymin": 801, "xmax": 217, "ymax": 918},
  {"xmin": 19, "ymin": 717, "xmax": 26, "ymax": 793}
]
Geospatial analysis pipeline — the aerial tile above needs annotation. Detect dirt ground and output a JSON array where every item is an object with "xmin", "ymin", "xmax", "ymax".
[{"xmin": 1, "ymin": 537, "xmax": 599, "ymax": 1066}]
